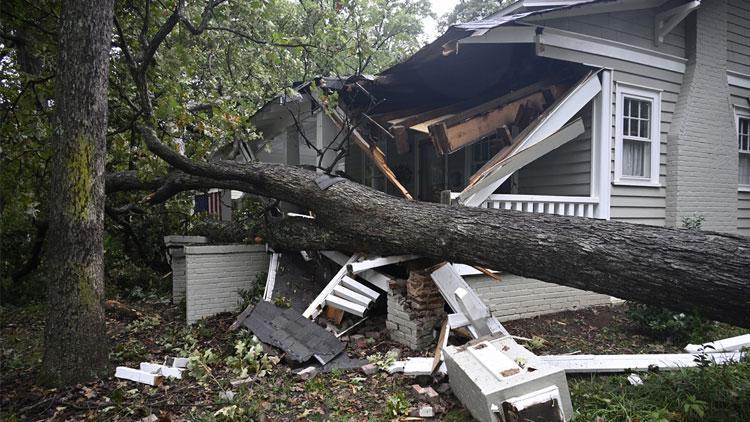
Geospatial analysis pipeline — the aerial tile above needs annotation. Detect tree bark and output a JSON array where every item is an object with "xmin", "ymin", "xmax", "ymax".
[
  {"xmin": 41, "ymin": 0, "xmax": 115, "ymax": 386},
  {"xmin": 138, "ymin": 126, "xmax": 750, "ymax": 328}
]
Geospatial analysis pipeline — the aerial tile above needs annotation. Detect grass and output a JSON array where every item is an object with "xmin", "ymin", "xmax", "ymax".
[{"xmin": 570, "ymin": 359, "xmax": 750, "ymax": 421}]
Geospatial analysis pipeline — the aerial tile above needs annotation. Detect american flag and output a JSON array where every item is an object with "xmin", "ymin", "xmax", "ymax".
[{"xmin": 194, "ymin": 191, "xmax": 223, "ymax": 219}]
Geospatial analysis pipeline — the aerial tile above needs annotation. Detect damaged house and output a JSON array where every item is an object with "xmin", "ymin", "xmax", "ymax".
[
  {"xmin": 152, "ymin": 1, "xmax": 750, "ymax": 420},
  {"xmin": 242, "ymin": 0, "xmax": 750, "ymax": 323}
]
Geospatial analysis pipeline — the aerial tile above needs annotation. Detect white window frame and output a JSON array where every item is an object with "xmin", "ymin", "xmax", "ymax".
[
  {"xmin": 614, "ymin": 83, "xmax": 661, "ymax": 186},
  {"xmin": 736, "ymin": 107, "xmax": 750, "ymax": 192}
]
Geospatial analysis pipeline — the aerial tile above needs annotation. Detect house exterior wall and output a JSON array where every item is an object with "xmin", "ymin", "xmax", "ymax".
[
  {"xmin": 666, "ymin": 0, "xmax": 738, "ymax": 232},
  {"xmin": 727, "ymin": 0, "xmax": 750, "ymax": 75},
  {"xmin": 466, "ymin": 274, "xmax": 613, "ymax": 322},
  {"xmin": 517, "ymin": 107, "xmax": 592, "ymax": 196},
  {"xmin": 184, "ymin": 244, "xmax": 269, "ymax": 325}
]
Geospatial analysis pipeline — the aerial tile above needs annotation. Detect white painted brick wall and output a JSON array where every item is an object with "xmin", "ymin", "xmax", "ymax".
[
  {"xmin": 466, "ymin": 273, "xmax": 613, "ymax": 321},
  {"xmin": 172, "ymin": 252, "xmax": 186, "ymax": 302},
  {"xmin": 184, "ymin": 244, "xmax": 270, "ymax": 324},
  {"xmin": 666, "ymin": 0, "xmax": 739, "ymax": 232}
]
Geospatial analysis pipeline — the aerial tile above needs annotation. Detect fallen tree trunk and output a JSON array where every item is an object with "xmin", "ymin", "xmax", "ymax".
[{"xmin": 130, "ymin": 127, "xmax": 750, "ymax": 327}]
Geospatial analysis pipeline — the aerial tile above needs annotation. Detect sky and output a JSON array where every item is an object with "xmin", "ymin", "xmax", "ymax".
[{"xmin": 423, "ymin": 0, "xmax": 462, "ymax": 42}]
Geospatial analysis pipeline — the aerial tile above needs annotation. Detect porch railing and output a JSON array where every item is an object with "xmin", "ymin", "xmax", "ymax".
[{"xmin": 449, "ymin": 193, "xmax": 601, "ymax": 219}]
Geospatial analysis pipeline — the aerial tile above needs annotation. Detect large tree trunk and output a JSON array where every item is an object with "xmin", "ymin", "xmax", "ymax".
[
  {"xmin": 138, "ymin": 127, "xmax": 750, "ymax": 328},
  {"xmin": 41, "ymin": 0, "xmax": 115, "ymax": 386}
]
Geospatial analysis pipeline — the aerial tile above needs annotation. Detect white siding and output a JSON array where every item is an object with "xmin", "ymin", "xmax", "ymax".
[{"xmin": 728, "ymin": 0, "xmax": 750, "ymax": 75}]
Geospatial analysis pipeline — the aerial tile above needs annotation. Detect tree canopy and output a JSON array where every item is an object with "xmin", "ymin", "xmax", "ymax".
[{"xmin": 1, "ymin": 0, "xmax": 434, "ymax": 302}]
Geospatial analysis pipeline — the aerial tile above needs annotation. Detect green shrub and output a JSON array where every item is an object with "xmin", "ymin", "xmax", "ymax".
[{"xmin": 626, "ymin": 303, "xmax": 717, "ymax": 343}]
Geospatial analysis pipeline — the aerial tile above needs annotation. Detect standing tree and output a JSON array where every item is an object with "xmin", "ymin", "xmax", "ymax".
[{"xmin": 40, "ymin": 0, "xmax": 115, "ymax": 385}]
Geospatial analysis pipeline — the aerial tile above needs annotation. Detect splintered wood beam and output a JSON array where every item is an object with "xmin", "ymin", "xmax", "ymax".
[
  {"xmin": 460, "ymin": 71, "xmax": 601, "ymax": 206},
  {"xmin": 327, "ymin": 106, "xmax": 413, "ymax": 200},
  {"xmin": 427, "ymin": 84, "xmax": 566, "ymax": 155}
]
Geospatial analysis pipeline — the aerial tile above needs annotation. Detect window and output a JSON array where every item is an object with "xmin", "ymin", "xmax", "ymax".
[
  {"xmin": 614, "ymin": 84, "xmax": 661, "ymax": 185},
  {"xmin": 738, "ymin": 112, "xmax": 750, "ymax": 189}
]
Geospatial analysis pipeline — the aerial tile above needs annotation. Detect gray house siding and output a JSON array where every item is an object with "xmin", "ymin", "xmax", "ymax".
[
  {"xmin": 531, "ymin": 7, "xmax": 686, "ymax": 58},
  {"xmin": 728, "ymin": 0, "xmax": 750, "ymax": 75},
  {"xmin": 518, "ymin": 111, "xmax": 592, "ymax": 197}
]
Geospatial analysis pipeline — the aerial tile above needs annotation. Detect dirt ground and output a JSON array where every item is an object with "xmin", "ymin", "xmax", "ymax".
[{"xmin": 0, "ymin": 300, "xmax": 735, "ymax": 420}]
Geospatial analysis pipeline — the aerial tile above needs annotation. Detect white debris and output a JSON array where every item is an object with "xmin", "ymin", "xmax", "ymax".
[
  {"xmin": 403, "ymin": 357, "xmax": 434, "ymax": 376},
  {"xmin": 684, "ymin": 334, "xmax": 750, "ymax": 354},
  {"xmin": 627, "ymin": 373, "xmax": 643, "ymax": 386}
]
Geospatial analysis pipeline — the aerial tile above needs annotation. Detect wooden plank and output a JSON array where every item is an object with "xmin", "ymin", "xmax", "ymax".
[
  {"xmin": 115, "ymin": 367, "xmax": 163, "ymax": 386},
  {"xmin": 324, "ymin": 305, "xmax": 345, "ymax": 325},
  {"xmin": 325, "ymin": 295, "xmax": 366, "ymax": 317},
  {"xmin": 447, "ymin": 312, "xmax": 471, "ymax": 329},
  {"xmin": 322, "ymin": 251, "xmax": 390, "ymax": 291},
  {"xmin": 460, "ymin": 71, "xmax": 601, "ymax": 205},
  {"xmin": 303, "ymin": 254, "xmax": 360, "ymax": 318},
  {"xmin": 432, "ymin": 319, "xmax": 450, "ymax": 372},
  {"xmin": 684, "ymin": 334, "xmax": 750, "ymax": 353},
  {"xmin": 348, "ymin": 254, "xmax": 419, "ymax": 274},
  {"xmin": 229, "ymin": 303, "xmax": 255, "ymax": 331},
  {"xmin": 432, "ymin": 263, "xmax": 509, "ymax": 338},
  {"xmin": 539, "ymin": 352, "xmax": 745, "ymax": 373},
  {"xmin": 429, "ymin": 89, "xmax": 557, "ymax": 155},
  {"xmin": 324, "ymin": 104, "xmax": 413, "ymax": 200},
  {"xmin": 332, "ymin": 285, "xmax": 373, "ymax": 307},
  {"xmin": 341, "ymin": 276, "xmax": 380, "ymax": 300},
  {"xmin": 262, "ymin": 252, "xmax": 280, "ymax": 301}
]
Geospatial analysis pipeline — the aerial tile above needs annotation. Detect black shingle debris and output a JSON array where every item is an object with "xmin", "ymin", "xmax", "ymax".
[{"xmin": 241, "ymin": 301, "xmax": 345, "ymax": 364}]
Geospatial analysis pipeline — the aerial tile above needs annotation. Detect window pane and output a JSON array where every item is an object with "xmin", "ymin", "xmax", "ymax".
[
  {"xmin": 624, "ymin": 98, "xmax": 632, "ymax": 117},
  {"xmin": 741, "ymin": 155, "xmax": 750, "ymax": 185},
  {"xmin": 640, "ymin": 119, "xmax": 649, "ymax": 138},
  {"xmin": 623, "ymin": 139, "xmax": 650, "ymax": 177},
  {"xmin": 641, "ymin": 101, "xmax": 651, "ymax": 121}
]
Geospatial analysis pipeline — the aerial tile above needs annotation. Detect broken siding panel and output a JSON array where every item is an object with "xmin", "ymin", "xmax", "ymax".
[
  {"xmin": 728, "ymin": 0, "xmax": 750, "ymax": 75},
  {"xmin": 531, "ymin": 8, "xmax": 686, "ymax": 58}
]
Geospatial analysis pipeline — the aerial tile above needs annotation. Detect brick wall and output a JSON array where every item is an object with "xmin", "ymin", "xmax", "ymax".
[
  {"xmin": 386, "ymin": 271, "xmax": 446, "ymax": 350},
  {"xmin": 466, "ymin": 273, "xmax": 614, "ymax": 321},
  {"xmin": 184, "ymin": 244, "xmax": 270, "ymax": 325},
  {"xmin": 666, "ymin": 0, "xmax": 738, "ymax": 232}
]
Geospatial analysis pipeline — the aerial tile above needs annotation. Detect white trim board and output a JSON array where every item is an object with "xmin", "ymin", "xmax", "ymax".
[
  {"xmin": 539, "ymin": 352, "xmax": 745, "ymax": 373},
  {"xmin": 459, "ymin": 25, "xmax": 686, "ymax": 74},
  {"xmin": 728, "ymin": 71, "xmax": 750, "ymax": 90}
]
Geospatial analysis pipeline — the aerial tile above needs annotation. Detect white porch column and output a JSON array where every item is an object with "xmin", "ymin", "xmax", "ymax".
[{"xmin": 591, "ymin": 69, "xmax": 612, "ymax": 220}]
